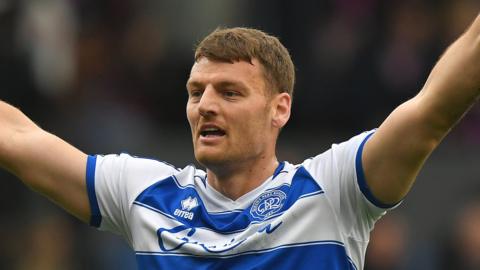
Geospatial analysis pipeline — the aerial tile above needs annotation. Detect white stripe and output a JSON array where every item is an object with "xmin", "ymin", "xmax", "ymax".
[{"xmin": 136, "ymin": 240, "xmax": 345, "ymax": 258}]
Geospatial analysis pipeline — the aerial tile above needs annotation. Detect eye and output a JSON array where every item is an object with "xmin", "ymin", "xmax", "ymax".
[
  {"xmin": 223, "ymin": 90, "xmax": 240, "ymax": 98},
  {"xmin": 189, "ymin": 90, "xmax": 203, "ymax": 99}
]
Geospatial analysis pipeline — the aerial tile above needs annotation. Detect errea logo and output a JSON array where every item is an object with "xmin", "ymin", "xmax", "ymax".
[
  {"xmin": 174, "ymin": 196, "xmax": 198, "ymax": 220},
  {"xmin": 181, "ymin": 196, "xmax": 198, "ymax": 211}
]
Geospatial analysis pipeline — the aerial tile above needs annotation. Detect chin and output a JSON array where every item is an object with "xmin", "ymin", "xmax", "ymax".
[
  {"xmin": 195, "ymin": 150, "xmax": 227, "ymax": 167},
  {"xmin": 195, "ymin": 151, "xmax": 224, "ymax": 167}
]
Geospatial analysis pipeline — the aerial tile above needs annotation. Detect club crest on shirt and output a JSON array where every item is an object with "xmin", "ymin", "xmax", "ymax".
[{"xmin": 250, "ymin": 189, "xmax": 287, "ymax": 220}]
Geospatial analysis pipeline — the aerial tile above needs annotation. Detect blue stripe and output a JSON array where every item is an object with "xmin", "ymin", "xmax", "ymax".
[
  {"xmin": 134, "ymin": 165, "xmax": 323, "ymax": 233},
  {"xmin": 86, "ymin": 155, "xmax": 102, "ymax": 227},
  {"xmin": 355, "ymin": 132, "xmax": 397, "ymax": 209},
  {"xmin": 136, "ymin": 242, "xmax": 356, "ymax": 270}
]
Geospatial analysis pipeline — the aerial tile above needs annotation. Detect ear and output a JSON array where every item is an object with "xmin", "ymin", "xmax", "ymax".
[{"xmin": 271, "ymin": 93, "xmax": 291, "ymax": 129}]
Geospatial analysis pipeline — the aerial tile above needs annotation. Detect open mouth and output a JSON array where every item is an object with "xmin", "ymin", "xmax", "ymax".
[{"xmin": 200, "ymin": 127, "xmax": 226, "ymax": 137}]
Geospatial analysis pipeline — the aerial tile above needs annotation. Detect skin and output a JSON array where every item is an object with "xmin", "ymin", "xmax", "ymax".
[
  {"xmin": 0, "ymin": 12, "xmax": 478, "ymax": 223},
  {"xmin": 0, "ymin": 105, "xmax": 89, "ymax": 222}
]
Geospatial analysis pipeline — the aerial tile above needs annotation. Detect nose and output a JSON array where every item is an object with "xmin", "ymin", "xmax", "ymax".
[{"xmin": 198, "ymin": 86, "xmax": 219, "ymax": 117}]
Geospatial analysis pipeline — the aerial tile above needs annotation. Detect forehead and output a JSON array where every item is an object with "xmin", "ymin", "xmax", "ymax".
[{"xmin": 187, "ymin": 58, "xmax": 266, "ymax": 90}]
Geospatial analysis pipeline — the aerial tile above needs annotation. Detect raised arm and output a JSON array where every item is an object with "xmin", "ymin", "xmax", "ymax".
[
  {"xmin": 0, "ymin": 101, "xmax": 90, "ymax": 222},
  {"xmin": 362, "ymin": 13, "xmax": 480, "ymax": 205}
]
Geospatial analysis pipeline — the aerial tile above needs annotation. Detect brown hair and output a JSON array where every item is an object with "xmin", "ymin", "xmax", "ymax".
[{"xmin": 194, "ymin": 27, "xmax": 295, "ymax": 97}]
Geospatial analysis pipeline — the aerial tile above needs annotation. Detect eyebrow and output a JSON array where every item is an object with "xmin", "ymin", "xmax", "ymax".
[
  {"xmin": 186, "ymin": 79, "xmax": 249, "ymax": 92},
  {"xmin": 186, "ymin": 80, "xmax": 203, "ymax": 91}
]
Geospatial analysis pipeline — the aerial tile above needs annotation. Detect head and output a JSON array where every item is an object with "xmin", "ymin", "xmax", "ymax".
[{"xmin": 186, "ymin": 27, "xmax": 295, "ymax": 171}]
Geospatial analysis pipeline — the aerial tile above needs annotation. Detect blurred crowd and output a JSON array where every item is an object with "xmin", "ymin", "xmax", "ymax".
[
  {"xmin": 365, "ymin": 199, "xmax": 480, "ymax": 270},
  {"xmin": 0, "ymin": 0, "xmax": 479, "ymax": 269}
]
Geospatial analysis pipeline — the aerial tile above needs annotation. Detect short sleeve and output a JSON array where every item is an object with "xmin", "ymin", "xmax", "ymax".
[
  {"xmin": 85, "ymin": 154, "xmax": 178, "ymax": 240},
  {"xmin": 303, "ymin": 130, "xmax": 399, "ymax": 242}
]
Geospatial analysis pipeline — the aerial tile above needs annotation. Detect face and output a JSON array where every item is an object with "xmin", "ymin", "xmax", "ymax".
[{"xmin": 186, "ymin": 58, "xmax": 286, "ymax": 169}]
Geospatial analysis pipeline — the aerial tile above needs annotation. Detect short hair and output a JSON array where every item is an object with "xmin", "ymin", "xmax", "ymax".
[{"xmin": 194, "ymin": 27, "xmax": 295, "ymax": 97}]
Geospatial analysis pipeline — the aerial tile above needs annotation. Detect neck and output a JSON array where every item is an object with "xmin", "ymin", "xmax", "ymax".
[{"xmin": 206, "ymin": 156, "xmax": 279, "ymax": 200}]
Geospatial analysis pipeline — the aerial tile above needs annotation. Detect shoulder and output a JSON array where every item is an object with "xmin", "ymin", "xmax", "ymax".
[
  {"xmin": 296, "ymin": 130, "xmax": 375, "ymax": 186},
  {"xmin": 302, "ymin": 130, "xmax": 375, "ymax": 166},
  {"xmin": 93, "ymin": 153, "xmax": 206, "ymax": 201},
  {"xmin": 95, "ymin": 153, "xmax": 181, "ymax": 175},
  {"xmin": 92, "ymin": 153, "xmax": 204, "ymax": 194}
]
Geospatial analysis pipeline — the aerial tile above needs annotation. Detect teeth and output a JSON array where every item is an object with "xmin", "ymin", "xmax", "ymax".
[
  {"xmin": 204, "ymin": 128, "xmax": 219, "ymax": 132},
  {"xmin": 200, "ymin": 126, "xmax": 224, "ymax": 137}
]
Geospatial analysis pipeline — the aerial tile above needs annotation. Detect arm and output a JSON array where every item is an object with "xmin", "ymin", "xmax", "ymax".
[
  {"xmin": 0, "ymin": 101, "xmax": 90, "ymax": 222},
  {"xmin": 363, "ymin": 13, "xmax": 480, "ymax": 205}
]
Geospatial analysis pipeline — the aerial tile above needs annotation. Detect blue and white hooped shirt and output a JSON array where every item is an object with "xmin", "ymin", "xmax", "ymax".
[{"xmin": 86, "ymin": 130, "xmax": 394, "ymax": 270}]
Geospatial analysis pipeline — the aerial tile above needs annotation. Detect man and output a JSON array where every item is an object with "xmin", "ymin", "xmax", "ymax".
[{"xmin": 0, "ymin": 13, "xmax": 479, "ymax": 269}]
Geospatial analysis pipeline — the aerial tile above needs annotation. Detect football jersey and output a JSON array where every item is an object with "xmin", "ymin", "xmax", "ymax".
[{"xmin": 86, "ymin": 130, "xmax": 395, "ymax": 269}]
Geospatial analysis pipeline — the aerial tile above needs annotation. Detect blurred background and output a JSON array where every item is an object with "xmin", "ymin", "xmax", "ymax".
[{"xmin": 0, "ymin": 0, "xmax": 479, "ymax": 269}]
